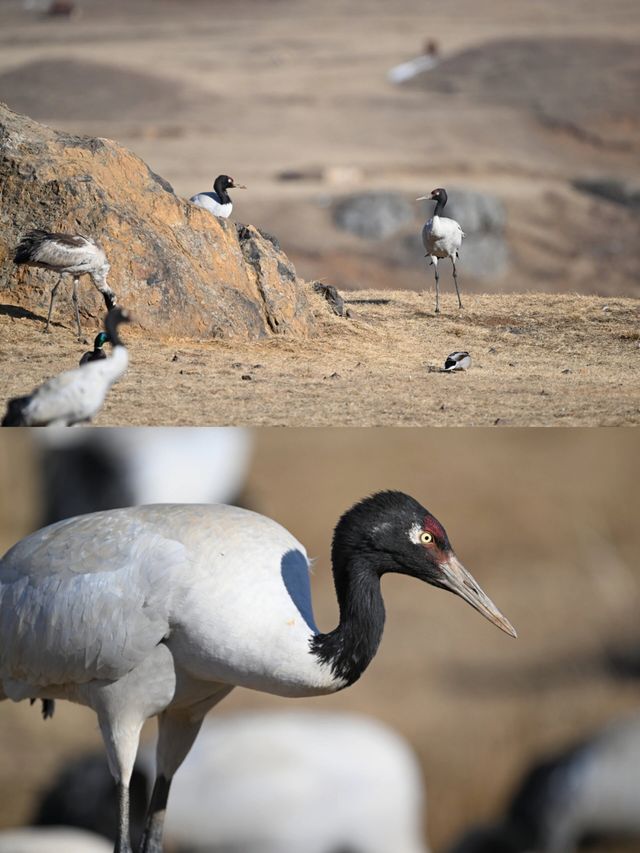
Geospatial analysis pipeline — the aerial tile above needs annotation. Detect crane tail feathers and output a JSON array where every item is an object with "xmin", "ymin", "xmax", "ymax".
[{"xmin": 1, "ymin": 396, "xmax": 32, "ymax": 427}]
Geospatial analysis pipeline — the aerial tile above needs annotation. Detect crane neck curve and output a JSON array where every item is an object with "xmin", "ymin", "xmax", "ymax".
[
  {"xmin": 433, "ymin": 197, "xmax": 446, "ymax": 217},
  {"xmin": 310, "ymin": 554, "xmax": 386, "ymax": 688},
  {"xmin": 213, "ymin": 178, "xmax": 231, "ymax": 205}
]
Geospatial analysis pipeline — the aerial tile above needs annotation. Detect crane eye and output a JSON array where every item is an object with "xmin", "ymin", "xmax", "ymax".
[{"xmin": 420, "ymin": 531, "xmax": 434, "ymax": 545}]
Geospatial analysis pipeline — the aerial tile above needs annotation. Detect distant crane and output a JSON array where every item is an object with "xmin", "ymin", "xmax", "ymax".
[
  {"xmin": 1, "ymin": 307, "xmax": 130, "ymax": 427},
  {"xmin": 447, "ymin": 713, "xmax": 640, "ymax": 853},
  {"xmin": 189, "ymin": 175, "xmax": 246, "ymax": 218},
  {"xmin": 80, "ymin": 331, "xmax": 110, "ymax": 366},
  {"xmin": 416, "ymin": 188, "xmax": 464, "ymax": 313},
  {"xmin": 35, "ymin": 710, "xmax": 431, "ymax": 853},
  {"xmin": 14, "ymin": 230, "xmax": 117, "ymax": 338},
  {"xmin": 0, "ymin": 491, "xmax": 515, "ymax": 853},
  {"xmin": 444, "ymin": 352, "xmax": 471, "ymax": 372}
]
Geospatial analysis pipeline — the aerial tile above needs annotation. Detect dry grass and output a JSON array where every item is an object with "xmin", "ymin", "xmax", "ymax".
[{"xmin": 1, "ymin": 291, "xmax": 638, "ymax": 426}]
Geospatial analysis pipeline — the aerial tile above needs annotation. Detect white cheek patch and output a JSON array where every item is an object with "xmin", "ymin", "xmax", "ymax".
[{"xmin": 408, "ymin": 523, "xmax": 422, "ymax": 545}]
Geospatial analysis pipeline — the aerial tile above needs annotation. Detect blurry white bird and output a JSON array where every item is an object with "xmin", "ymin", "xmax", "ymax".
[
  {"xmin": 444, "ymin": 352, "xmax": 471, "ymax": 372},
  {"xmin": 416, "ymin": 188, "xmax": 464, "ymax": 313},
  {"xmin": 36, "ymin": 711, "xmax": 431, "ymax": 853},
  {"xmin": 79, "ymin": 332, "xmax": 111, "ymax": 366},
  {"xmin": 447, "ymin": 713, "xmax": 640, "ymax": 853},
  {"xmin": 1, "ymin": 308, "xmax": 130, "ymax": 427},
  {"xmin": 14, "ymin": 230, "xmax": 116, "ymax": 338},
  {"xmin": 0, "ymin": 491, "xmax": 515, "ymax": 853},
  {"xmin": 189, "ymin": 175, "xmax": 246, "ymax": 219},
  {"xmin": 35, "ymin": 427, "xmax": 253, "ymax": 525},
  {"xmin": 0, "ymin": 827, "xmax": 111, "ymax": 853}
]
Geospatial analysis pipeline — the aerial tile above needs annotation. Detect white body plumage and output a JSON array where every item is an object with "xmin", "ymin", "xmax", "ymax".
[
  {"xmin": 189, "ymin": 191, "xmax": 232, "ymax": 218},
  {"xmin": 189, "ymin": 175, "xmax": 245, "ymax": 219},
  {"xmin": 421, "ymin": 215, "xmax": 464, "ymax": 263},
  {"xmin": 143, "ymin": 711, "xmax": 430, "ymax": 853},
  {"xmin": 0, "ymin": 504, "xmax": 341, "ymax": 708},
  {"xmin": 444, "ymin": 352, "xmax": 471, "ymax": 372},
  {"xmin": 0, "ymin": 828, "xmax": 111, "ymax": 853}
]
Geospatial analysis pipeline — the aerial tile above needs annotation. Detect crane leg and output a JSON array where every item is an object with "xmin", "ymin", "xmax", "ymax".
[
  {"xmin": 115, "ymin": 782, "xmax": 134, "ymax": 853},
  {"xmin": 44, "ymin": 277, "xmax": 62, "ymax": 332},
  {"xmin": 138, "ymin": 711, "xmax": 205, "ymax": 853},
  {"xmin": 98, "ymin": 712, "xmax": 143, "ymax": 853},
  {"xmin": 71, "ymin": 277, "xmax": 83, "ymax": 339},
  {"xmin": 452, "ymin": 257, "xmax": 463, "ymax": 309},
  {"xmin": 432, "ymin": 258, "xmax": 440, "ymax": 314}
]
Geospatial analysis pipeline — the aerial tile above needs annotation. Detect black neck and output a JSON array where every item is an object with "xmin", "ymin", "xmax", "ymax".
[
  {"xmin": 105, "ymin": 315, "xmax": 123, "ymax": 348},
  {"xmin": 214, "ymin": 180, "xmax": 231, "ymax": 205},
  {"xmin": 433, "ymin": 197, "xmax": 446, "ymax": 216},
  {"xmin": 310, "ymin": 555, "xmax": 386, "ymax": 687}
]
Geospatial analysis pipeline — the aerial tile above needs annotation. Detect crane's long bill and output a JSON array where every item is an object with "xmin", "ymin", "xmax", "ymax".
[{"xmin": 440, "ymin": 555, "xmax": 517, "ymax": 638}]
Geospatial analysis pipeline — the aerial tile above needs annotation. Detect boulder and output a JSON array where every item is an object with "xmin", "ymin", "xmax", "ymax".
[
  {"xmin": 0, "ymin": 103, "xmax": 314, "ymax": 339},
  {"xmin": 333, "ymin": 191, "xmax": 415, "ymax": 239}
]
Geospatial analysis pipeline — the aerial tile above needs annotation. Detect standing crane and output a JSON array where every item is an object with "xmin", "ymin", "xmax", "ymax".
[
  {"xmin": 13, "ymin": 230, "xmax": 117, "ymax": 338},
  {"xmin": 0, "ymin": 491, "xmax": 516, "ymax": 853},
  {"xmin": 1, "ymin": 308, "xmax": 130, "ymax": 427},
  {"xmin": 417, "ymin": 188, "xmax": 464, "ymax": 313}
]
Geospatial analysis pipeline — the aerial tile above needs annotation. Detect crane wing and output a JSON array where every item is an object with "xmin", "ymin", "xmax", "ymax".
[{"xmin": 0, "ymin": 513, "xmax": 190, "ymax": 687}]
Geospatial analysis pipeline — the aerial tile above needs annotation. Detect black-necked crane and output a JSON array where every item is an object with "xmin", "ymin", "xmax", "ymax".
[
  {"xmin": 416, "ymin": 188, "xmax": 465, "ymax": 314},
  {"xmin": 1, "ymin": 308, "xmax": 130, "ymax": 427},
  {"xmin": 80, "ymin": 331, "xmax": 111, "ymax": 366},
  {"xmin": 444, "ymin": 352, "xmax": 471, "ymax": 372},
  {"xmin": 0, "ymin": 491, "xmax": 515, "ymax": 853},
  {"xmin": 189, "ymin": 175, "xmax": 246, "ymax": 218},
  {"xmin": 447, "ymin": 713, "xmax": 640, "ymax": 853},
  {"xmin": 13, "ymin": 230, "xmax": 117, "ymax": 338}
]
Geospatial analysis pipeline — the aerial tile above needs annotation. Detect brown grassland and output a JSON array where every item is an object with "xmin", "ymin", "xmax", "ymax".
[{"xmin": 1, "ymin": 291, "xmax": 638, "ymax": 426}]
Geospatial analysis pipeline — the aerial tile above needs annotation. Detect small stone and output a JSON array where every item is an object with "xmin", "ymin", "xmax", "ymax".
[
  {"xmin": 171, "ymin": 353, "xmax": 179, "ymax": 362},
  {"xmin": 241, "ymin": 374, "xmax": 252, "ymax": 381},
  {"xmin": 561, "ymin": 368, "xmax": 572, "ymax": 374}
]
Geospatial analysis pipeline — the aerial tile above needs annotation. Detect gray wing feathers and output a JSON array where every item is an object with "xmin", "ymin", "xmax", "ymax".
[
  {"xmin": 33, "ymin": 237, "xmax": 104, "ymax": 270},
  {"xmin": 0, "ymin": 525, "xmax": 188, "ymax": 686}
]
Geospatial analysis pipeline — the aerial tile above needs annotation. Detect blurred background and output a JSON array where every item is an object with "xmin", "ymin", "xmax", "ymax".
[
  {"xmin": 1, "ymin": 428, "xmax": 640, "ymax": 851},
  {"xmin": 0, "ymin": 0, "xmax": 638, "ymax": 299}
]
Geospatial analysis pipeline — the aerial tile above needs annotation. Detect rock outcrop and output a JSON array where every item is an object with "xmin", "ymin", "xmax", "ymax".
[{"xmin": 0, "ymin": 103, "xmax": 313, "ymax": 338}]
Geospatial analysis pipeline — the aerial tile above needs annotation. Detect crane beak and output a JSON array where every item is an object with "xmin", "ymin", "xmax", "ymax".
[
  {"xmin": 438, "ymin": 554, "xmax": 517, "ymax": 638},
  {"xmin": 234, "ymin": 183, "xmax": 247, "ymax": 189},
  {"xmin": 416, "ymin": 196, "xmax": 429, "ymax": 201}
]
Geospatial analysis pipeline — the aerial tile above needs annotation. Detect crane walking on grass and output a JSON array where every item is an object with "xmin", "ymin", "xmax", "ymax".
[
  {"xmin": 1, "ymin": 308, "xmax": 130, "ymax": 427},
  {"xmin": 417, "ymin": 188, "xmax": 464, "ymax": 314},
  {"xmin": 0, "ymin": 491, "xmax": 516, "ymax": 853},
  {"xmin": 13, "ymin": 230, "xmax": 117, "ymax": 338}
]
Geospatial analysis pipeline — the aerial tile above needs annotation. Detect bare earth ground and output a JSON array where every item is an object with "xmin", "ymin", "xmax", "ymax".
[
  {"xmin": 1, "ymin": 429, "xmax": 640, "ymax": 852},
  {"xmin": 1, "ymin": 291, "xmax": 638, "ymax": 426}
]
